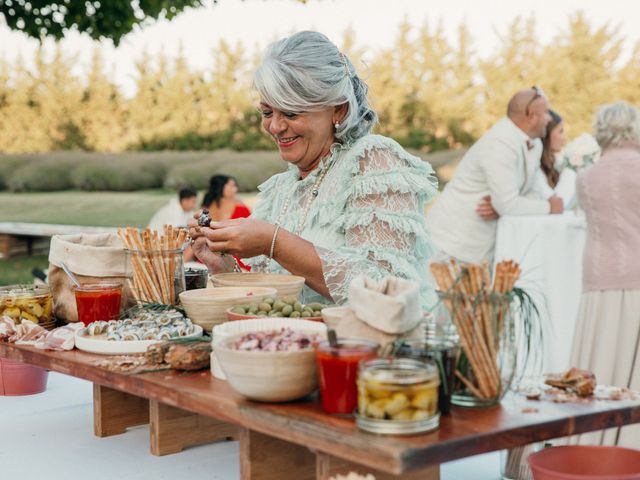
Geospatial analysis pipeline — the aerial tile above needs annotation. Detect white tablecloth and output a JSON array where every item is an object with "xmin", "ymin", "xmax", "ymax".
[{"xmin": 494, "ymin": 212, "xmax": 586, "ymax": 373}]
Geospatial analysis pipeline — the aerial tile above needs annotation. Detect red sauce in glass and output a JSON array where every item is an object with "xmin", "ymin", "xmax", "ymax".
[
  {"xmin": 316, "ymin": 344, "xmax": 377, "ymax": 414},
  {"xmin": 75, "ymin": 285, "xmax": 122, "ymax": 326}
]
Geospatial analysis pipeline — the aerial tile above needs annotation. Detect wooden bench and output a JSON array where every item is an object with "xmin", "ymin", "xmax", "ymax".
[
  {"xmin": 0, "ymin": 222, "xmax": 117, "ymax": 258},
  {"xmin": 2, "ymin": 342, "xmax": 640, "ymax": 479}
]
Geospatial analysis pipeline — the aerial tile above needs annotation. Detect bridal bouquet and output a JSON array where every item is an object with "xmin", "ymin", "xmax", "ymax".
[{"xmin": 559, "ymin": 133, "xmax": 601, "ymax": 171}]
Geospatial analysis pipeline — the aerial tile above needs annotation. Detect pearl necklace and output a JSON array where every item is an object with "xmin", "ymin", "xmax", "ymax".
[
  {"xmin": 274, "ymin": 159, "xmax": 333, "ymax": 235},
  {"xmin": 258, "ymin": 151, "xmax": 336, "ymax": 272}
]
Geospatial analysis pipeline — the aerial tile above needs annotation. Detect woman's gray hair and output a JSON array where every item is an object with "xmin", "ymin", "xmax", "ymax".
[
  {"xmin": 253, "ymin": 31, "xmax": 378, "ymax": 144},
  {"xmin": 593, "ymin": 101, "xmax": 640, "ymax": 150}
]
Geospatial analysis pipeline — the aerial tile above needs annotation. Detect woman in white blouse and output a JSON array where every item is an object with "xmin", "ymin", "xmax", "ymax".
[{"xmin": 534, "ymin": 110, "xmax": 576, "ymax": 206}]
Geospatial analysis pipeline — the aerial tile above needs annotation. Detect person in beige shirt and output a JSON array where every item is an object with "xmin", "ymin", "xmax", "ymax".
[{"xmin": 426, "ymin": 87, "xmax": 564, "ymax": 262}]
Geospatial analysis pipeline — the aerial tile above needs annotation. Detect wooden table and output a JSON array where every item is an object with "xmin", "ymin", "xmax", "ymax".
[
  {"xmin": 2, "ymin": 342, "xmax": 640, "ymax": 479},
  {"xmin": 0, "ymin": 222, "xmax": 117, "ymax": 258}
]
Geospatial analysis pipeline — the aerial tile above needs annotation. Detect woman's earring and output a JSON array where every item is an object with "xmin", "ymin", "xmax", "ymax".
[{"xmin": 334, "ymin": 121, "xmax": 340, "ymax": 129}]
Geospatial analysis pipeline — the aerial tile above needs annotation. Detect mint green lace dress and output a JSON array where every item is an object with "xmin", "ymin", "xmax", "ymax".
[{"xmin": 246, "ymin": 134, "xmax": 439, "ymax": 309}]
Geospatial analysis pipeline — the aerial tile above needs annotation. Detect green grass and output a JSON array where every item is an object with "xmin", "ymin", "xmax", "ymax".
[
  {"xmin": 0, "ymin": 255, "xmax": 49, "ymax": 286},
  {"xmin": 0, "ymin": 190, "xmax": 175, "ymax": 227}
]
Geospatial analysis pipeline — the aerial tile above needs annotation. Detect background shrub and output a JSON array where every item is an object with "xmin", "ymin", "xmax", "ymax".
[{"xmin": 8, "ymin": 158, "xmax": 76, "ymax": 191}]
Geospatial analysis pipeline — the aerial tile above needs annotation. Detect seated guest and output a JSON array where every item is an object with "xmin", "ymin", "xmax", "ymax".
[
  {"xmin": 148, "ymin": 187, "xmax": 197, "ymax": 230},
  {"xmin": 533, "ymin": 110, "xmax": 576, "ymax": 207},
  {"xmin": 570, "ymin": 101, "xmax": 640, "ymax": 447},
  {"xmin": 188, "ymin": 31, "xmax": 439, "ymax": 308},
  {"xmin": 202, "ymin": 175, "xmax": 251, "ymax": 221},
  {"xmin": 426, "ymin": 87, "xmax": 563, "ymax": 263}
]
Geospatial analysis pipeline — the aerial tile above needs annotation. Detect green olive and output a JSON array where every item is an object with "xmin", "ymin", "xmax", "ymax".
[
  {"xmin": 258, "ymin": 303, "xmax": 272, "ymax": 313},
  {"xmin": 301, "ymin": 310, "xmax": 313, "ymax": 318},
  {"xmin": 282, "ymin": 296, "xmax": 297, "ymax": 305},
  {"xmin": 306, "ymin": 302, "xmax": 323, "ymax": 311},
  {"xmin": 290, "ymin": 311, "xmax": 301, "ymax": 318},
  {"xmin": 293, "ymin": 302, "xmax": 303, "ymax": 313},
  {"xmin": 230, "ymin": 307, "xmax": 246, "ymax": 314},
  {"xmin": 264, "ymin": 297, "xmax": 275, "ymax": 305},
  {"xmin": 273, "ymin": 300, "xmax": 285, "ymax": 311}
]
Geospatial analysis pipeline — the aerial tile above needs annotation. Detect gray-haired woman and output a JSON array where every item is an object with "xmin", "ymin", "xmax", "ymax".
[
  {"xmin": 188, "ymin": 31, "xmax": 438, "ymax": 308},
  {"xmin": 570, "ymin": 101, "xmax": 640, "ymax": 447}
]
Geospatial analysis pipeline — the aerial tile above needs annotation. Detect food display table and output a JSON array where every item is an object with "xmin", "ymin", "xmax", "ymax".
[
  {"xmin": 494, "ymin": 212, "xmax": 587, "ymax": 372},
  {"xmin": 2, "ymin": 343, "xmax": 640, "ymax": 479}
]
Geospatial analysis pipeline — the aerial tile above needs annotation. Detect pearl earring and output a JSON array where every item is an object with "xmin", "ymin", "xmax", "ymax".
[{"xmin": 334, "ymin": 121, "xmax": 340, "ymax": 129}]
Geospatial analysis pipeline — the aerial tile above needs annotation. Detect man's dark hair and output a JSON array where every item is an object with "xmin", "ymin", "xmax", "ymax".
[{"xmin": 179, "ymin": 187, "xmax": 197, "ymax": 201}]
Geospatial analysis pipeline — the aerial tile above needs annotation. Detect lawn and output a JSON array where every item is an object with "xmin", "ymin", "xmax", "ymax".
[
  {"xmin": 0, "ymin": 190, "xmax": 258, "ymax": 286},
  {"xmin": 0, "ymin": 255, "xmax": 49, "ymax": 286}
]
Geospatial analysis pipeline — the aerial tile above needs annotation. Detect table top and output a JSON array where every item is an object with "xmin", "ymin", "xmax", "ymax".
[{"xmin": 2, "ymin": 342, "xmax": 639, "ymax": 475}]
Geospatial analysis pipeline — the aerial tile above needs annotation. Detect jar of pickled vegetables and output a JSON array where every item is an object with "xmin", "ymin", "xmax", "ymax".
[
  {"xmin": 356, "ymin": 358, "xmax": 440, "ymax": 435},
  {"xmin": 0, "ymin": 285, "xmax": 54, "ymax": 328}
]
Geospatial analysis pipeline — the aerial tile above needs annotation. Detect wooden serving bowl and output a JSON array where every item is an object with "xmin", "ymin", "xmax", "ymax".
[
  {"xmin": 209, "ymin": 273, "xmax": 305, "ymax": 299},
  {"xmin": 178, "ymin": 287, "xmax": 277, "ymax": 332}
]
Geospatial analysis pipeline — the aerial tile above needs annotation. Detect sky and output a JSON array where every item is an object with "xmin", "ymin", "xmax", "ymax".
[{"xmin": 1, "ymin": 0, "xmax": 638, "ymax": 96}]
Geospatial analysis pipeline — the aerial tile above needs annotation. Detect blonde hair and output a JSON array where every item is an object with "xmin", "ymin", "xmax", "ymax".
[{"xmin": 593, "ymin": 101, "xmax": 640, "ymax": 150}]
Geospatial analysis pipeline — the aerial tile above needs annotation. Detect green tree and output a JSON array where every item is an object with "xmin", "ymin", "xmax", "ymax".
[
  {"xmin": 542, "ymin": 12, "xmax": 623, "ymax": 136},
  {"xmin": 77, "ymin": 49, "xmax": 127, "ymax": 151},
  {"xmin": 616, "ymin": 43, "xmax": 640, "ymax": 106},
  {"xmin": 480, "ymin": 15, "xmax": 542, "ymax": 129},
  {"xmin": 1, "ymin": 0, "xmax": 211, "ymax": 45}
]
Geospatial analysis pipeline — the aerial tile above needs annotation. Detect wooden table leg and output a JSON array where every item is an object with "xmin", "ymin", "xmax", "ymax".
[
  {"xmin": 316, "ymin": 453, "xmax": 440, "ymax": 479},
  {"xmin": 93, "ymin": 384, "xmax": 149, "ymax": 437},
  {"xmin": 149, "ymin": 400, "xmax": 238, "ymax": 456},
  {"xmin": 239, "ymin": 428, "xmax": 316, "ymax": 480}
]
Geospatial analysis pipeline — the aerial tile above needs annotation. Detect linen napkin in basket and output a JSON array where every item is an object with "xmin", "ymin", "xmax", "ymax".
[{"xmin": 348, "ymin": 275, "xmax": 422, "ymax": 334}]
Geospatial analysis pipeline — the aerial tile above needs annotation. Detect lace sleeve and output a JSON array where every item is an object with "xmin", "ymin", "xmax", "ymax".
[{"xmin": 316, "ymin": 139, "xmax": 437, "ymax": 307}]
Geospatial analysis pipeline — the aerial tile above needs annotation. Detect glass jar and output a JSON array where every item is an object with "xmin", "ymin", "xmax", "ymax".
[
  {"xmin": 316, "ymin": 339, "xmax": 379, "ymax": 414},
  {"xmin": 439, "ymin": 291, "xmax": 517, "ymax": 408},
  {"xmin": 73, "ymin": 283, "xmax": 123, "ymax": 326},
  {"xmin": 184, "ymin": 266, "xmax": 209, "ymax": 291},
  {"xmin": 0, "ymin": 284, "xmax": 54, "ymax": 328},
  {"xmin": 356, "ymin": 358, "xmax": 440, "ymax": 434},
  {"xmin": 125, "ymin": 248, "xmax": 185, "ymax": 305},
  {"xmin": 393, "ymin": 339, "xmax": 459, "ymax": 415}
]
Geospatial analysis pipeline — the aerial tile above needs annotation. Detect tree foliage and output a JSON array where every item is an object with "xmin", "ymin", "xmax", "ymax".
[
  {"xmin": 0, "ymin": 13, "xmax": 637, "ymax": 153},
  {"xmin": 0, "ymin": 0, "xmax": 210, "ymax": 45}
]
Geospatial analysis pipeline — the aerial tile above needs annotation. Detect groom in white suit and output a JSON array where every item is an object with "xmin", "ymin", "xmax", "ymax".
[{"xmin": 426, "ymin": 88, "xmax": 564, "ymax": 262}]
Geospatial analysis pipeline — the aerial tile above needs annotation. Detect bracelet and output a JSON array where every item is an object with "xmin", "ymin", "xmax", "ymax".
[{"xmin": 269, "ymin": 225, "xmax": 281, "ymax": 261}]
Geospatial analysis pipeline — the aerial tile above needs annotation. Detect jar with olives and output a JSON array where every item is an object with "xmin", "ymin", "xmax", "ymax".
[{"xmin": 357, "ymin": 358, "xmax": 440, "ymax": 435}]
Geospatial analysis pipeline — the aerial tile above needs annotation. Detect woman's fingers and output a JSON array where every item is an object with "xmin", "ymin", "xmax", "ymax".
[
  {"xmin": 205, "ymin": 239, "xmax": 230, "ymax": 253},
  {"xmin": 209, "ymin": 218, "xmax": 244, "ymax": 229}
]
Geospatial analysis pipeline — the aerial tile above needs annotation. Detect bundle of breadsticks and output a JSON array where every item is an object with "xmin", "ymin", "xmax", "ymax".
[
  {"xmin": 429, "ymin": 259, "xmax": 521, "ymax": 400},
  {"xmin": 118, "ymin": 226, "xmax": 187, "ymax": 305}
]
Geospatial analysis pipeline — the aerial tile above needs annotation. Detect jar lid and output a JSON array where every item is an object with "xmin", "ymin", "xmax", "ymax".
[
  {"xmin": 360, "ymin": 358, "xmax": 438, "ymax": 384},
  {"xmin": 0, "ymin": 284, "xmax": 50, "ymax": 300}
]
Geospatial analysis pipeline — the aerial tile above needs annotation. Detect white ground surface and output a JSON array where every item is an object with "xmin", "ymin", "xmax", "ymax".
[{"xmin": 0, "ymin": 372, "xmax": 501, "ymax": 479}]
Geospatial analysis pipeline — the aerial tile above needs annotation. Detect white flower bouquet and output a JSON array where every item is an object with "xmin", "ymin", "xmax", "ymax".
[{"xmin": 559, "ymin": 133, "xmax": 601, "ymax": 171}]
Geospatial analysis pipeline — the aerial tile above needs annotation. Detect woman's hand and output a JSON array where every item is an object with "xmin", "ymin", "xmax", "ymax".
[
  {"xmin": 201, "ymin": 218, "xmax": 275, "ymax": 258},
  {"xmin": 187, "ymin": 213, "xmax": 237, "ymax": 273}
]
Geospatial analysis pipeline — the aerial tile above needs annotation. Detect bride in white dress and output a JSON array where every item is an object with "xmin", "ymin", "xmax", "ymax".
[{"xmin": 533, "ymin": 110, "xmax": 577, "ymax": 207}]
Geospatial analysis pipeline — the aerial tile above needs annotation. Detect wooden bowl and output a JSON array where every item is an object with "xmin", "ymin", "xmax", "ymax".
[
  {"xmin": 179, "ymin": 287, "xmax": 277, "ymax": 332},
  {"xmin": 225, "ymin": 307, "xmax": 323, "ymax": 323},
  {"xmin": 213, "ymin": 331, "xmax": 321, "ymax": 402},
  {"xmin": 209, "ymin": 273, "xmax": 305, "ymax": 299}
]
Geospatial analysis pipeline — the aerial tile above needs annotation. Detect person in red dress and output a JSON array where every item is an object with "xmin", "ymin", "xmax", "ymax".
[{"xmin": 202, "ymin": 175, "xmax": 251, "ymax": 269}]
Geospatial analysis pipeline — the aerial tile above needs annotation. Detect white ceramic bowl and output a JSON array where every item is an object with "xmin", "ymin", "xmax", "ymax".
[
  {"xmin": 210, "ymin": 318, "xmax": 327, "ymax": 380},
  {"xmin": 179, "ymin": 287, "xmax": 277, "ymax": 332},
  {"xmin": 213, "ymin": 329, "xmax": 325, "ymax": 402}
]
